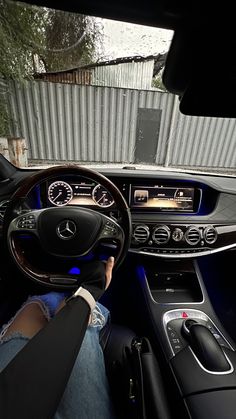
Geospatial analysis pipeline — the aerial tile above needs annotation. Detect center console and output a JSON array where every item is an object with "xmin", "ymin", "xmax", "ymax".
[
  {"xmin": 135, "ymin": 259, "xmax": 236, "ymax": 419},
  {"xmin": 130, "ymin": 222, "xmax": 236, "ymax": 258}
]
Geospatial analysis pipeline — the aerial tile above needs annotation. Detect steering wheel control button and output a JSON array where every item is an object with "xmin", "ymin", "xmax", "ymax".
[
  {"xmin": 57, "ymin": 220, "xmax": 77, "ymax": 240},
  {"xmin": 102, "ymin": 221, "xmax": 118, "ymax": 237},
  {"xmin": 17, "ymin": 214, "xmax": 36, "ymax": 229}
]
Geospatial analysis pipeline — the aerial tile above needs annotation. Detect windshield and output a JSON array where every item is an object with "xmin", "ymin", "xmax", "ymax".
[{"xmin": 1, "ymin": 1, "xmax": 235, "ymax": 176}]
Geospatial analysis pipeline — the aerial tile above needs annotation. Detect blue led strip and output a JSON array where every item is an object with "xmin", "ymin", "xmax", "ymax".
[{"xmin": 68, "ymin": 267, "xmax": 81, "ymax": 275}]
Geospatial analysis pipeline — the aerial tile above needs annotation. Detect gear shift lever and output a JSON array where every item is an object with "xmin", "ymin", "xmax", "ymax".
[{"xmin": 182, "ymin": 319, "xmax": 230, "ymax": 372}]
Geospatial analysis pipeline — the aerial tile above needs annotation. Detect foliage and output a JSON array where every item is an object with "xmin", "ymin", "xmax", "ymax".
[
  {"xmin": 0, "ymin": 97, "xmax": 9, "ymax": 136},
  {"xmin": 0, "ymin": 0, "xmax": 45, "ymax": 80},
  {"xmin": 152, "ymin": 73, "xmax": 167, "ymax": 91},
  {"xmin": 0, "ymin": 0, "xmax": 103, "ymax": 135},
  {"xmin": 0, "ymin": 1, "xmax": 103, "ymax": 78},
  {"xmin": 43, "ymin": 10, "xmax": 103, "ymax": 72}
]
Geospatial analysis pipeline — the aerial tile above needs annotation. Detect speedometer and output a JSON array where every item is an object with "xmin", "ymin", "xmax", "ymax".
[
  {"xmin": 92, "ymin": 184, "xmax": 114, "ymax": 208},
  {"xmin": 48, "ymin": 181, "xmax": 73, "ymax": 206}
]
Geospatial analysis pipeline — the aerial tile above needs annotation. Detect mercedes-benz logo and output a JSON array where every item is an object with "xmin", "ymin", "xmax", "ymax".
[{"xmin": 56, "ymin": 220, "xmax": 77, "ymax": 240}]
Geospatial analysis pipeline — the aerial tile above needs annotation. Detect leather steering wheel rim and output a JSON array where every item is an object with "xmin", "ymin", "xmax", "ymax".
[{"xmin": 4, "ymin": 164, "xmax": 132, "ymax": 289}]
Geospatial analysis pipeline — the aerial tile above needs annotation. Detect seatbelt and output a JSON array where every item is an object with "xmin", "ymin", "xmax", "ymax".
[{"xmin": 0, "ymin": 261, "xmax": 106, "ymax": 419}]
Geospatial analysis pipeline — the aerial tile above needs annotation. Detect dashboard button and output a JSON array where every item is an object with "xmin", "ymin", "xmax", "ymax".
[{"xmin": 172, "ymin": 228, "xmax": 184, "ymax": 242}]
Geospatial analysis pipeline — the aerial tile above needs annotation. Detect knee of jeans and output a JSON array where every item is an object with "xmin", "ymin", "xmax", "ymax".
[
  {"xmin": 89, "ymin": 303, "xmax": 110, "ymax": 330},
  {"xmin": 0, "ymin": 331, "xmax": 29, "ymax": 344},
  {"xmin": 0, "ymin": 334, "xmax": 29, "ymax": 372}
]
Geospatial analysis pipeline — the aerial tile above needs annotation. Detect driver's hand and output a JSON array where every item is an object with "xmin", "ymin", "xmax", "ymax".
[
  {"xmin": 105, "ymin": 256, "xmax": 114, "ymax": 289},
  {"xmin": 55, "ymin": 257, "xmax": 114, "ymax": 315}
]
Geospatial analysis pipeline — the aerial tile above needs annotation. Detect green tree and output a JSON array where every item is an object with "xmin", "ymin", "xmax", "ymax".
[
  {"xmin": 0, "ymin": 1, "xmax": 103, "ymax": 135},
  {"xmin": 0, "ymin": 0, "xmax": 45, "ymax": 80},
  {"xmin": 0, "ymin": 0, "xmax": 46, "ymax": 135},
  {"xmin": 43, "ymin": 10, "xmax": 103, "ymax": 72},
  {"xmin": 0, "ymin": 1, "xmax": 102, "ymax": 79},
  {"xmin": 151, "ymin": 54, "xmax": 168, "ymax": 91},
  {"xmin": 152, "ymin": 73, "xmax": 167, "ymax": 91}
]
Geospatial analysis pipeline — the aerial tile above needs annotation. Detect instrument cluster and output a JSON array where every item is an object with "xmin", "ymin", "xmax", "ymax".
[{"xmin": 47, "ymin": 179, "xmax": 115, "ymax": 208}]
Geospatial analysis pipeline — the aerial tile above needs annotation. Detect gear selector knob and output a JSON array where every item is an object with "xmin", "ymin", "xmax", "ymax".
[
  {"xmin": 182, "ymin": 319, "xmax": 198, "ymax": 337},
  {"xmin": 182, "ymin": 320, "xmax": 230, "ymax": 372}
]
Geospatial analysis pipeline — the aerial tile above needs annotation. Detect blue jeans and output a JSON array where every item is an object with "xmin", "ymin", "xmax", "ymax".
[{"xmin": 0, "ymin": 303, "xmax": 116, "ymax": 419}]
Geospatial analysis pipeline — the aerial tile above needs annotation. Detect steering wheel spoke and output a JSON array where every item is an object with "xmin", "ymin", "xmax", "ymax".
[
  {"xmin": 4, "ymin": 165, "xmax": 131, "ymax": 289},
  {"xmin": 8, "ymin": 210, "xmax": 40, "ymax": 236},
  {"xmin": 98, "ymin": 215, "xmax": 124, "ymax": 245}
]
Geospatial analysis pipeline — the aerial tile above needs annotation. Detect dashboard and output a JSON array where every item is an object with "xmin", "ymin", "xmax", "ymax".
[
  {"xmin": 130, "ymin": 185, "xmax": 197, "ymax": 212},
  {"xmin": 47, "ymin": 179, "xmax": 115, "ymax": 208},
  {"xmin": 45, "ymin": 176, "xmax": 201, "ymax": 214},
  {"xmin": 1, "ymin": 160, "xmax": 236, "ymax": 260}
]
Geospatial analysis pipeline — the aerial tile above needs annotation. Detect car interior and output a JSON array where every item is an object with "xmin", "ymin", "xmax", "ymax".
[{"xmin": 1, "ymin": 1, "xmax": 236, "ymax": 419}]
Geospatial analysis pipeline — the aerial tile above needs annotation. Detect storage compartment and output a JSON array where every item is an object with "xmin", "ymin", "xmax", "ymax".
[
  {"xmin": 185, "ymin": 389, "xmax": 236, "ymax": 419},
  {"xmin": 144, "ymin": 260, "xmax": 203, "ymax": 303}
]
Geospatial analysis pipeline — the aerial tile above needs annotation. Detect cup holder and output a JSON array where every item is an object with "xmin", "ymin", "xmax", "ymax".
[{"xmin": 144, "ymin": 268, "xmax": 203, "ymax": 303}]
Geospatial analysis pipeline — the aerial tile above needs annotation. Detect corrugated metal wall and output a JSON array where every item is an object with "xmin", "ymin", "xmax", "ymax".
[
  {"xmin": 91, "ymin": 60, "xmax": 154, "ymax": 90},
  {"xmin": 163, "ymin": 96, "xmax": 236, "ymax": 168},
  {"xmin": 6, "ymin": 80, "xmax": 236, "ymax": 169},
  {"xmin": 36, "ymin": 70, "xmax": 92, "ymax": 85},
  {"xmin": 7, "ymin": 80, "xmax": 174, "ymax": 163}
]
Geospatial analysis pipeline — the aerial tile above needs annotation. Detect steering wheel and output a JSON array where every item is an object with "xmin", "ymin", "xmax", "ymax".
[{"xmin": 3, "ymin": 165, "xmax": 132, "ymax": 289}]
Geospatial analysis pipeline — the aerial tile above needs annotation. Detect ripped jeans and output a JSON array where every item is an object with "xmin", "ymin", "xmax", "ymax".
[{"xmin": 0, "ymin": 303, "xmax": 116, "ymax": 419}]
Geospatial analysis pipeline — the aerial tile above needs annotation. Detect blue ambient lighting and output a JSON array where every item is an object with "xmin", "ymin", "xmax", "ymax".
[
  {"xmin": 98, "ymin": 254, "xmax": 109, "ymax": 261},
  {"xmin": 35, "ymin": 185, "xmax": 41, "ymax": 209},
  {"xmin": 68, "ymin": 267, "xmax": 81, "ymax": 275},
  {"xmin": 136, "ymin": 266, "xmax": 146, "ymax": 284},
  {"xmin": 19, "ymin": 235, "xmax": 32, "ymax": 239},
  {"xmin": 77, "ymin": 252, "xmax": 94, "ymax": 261}
]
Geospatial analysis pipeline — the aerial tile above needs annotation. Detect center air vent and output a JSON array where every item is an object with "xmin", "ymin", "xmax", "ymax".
[
  {"xmin": 185, "ymin": 226, "xmax": 201, "ymax": 245},
  {"xmin": 0, "ymin": 200, "xmax": 9, "ymax": 224},
  {"xmin": 204, "ymin": 226, "xmax": 217, "ymax": 244},
  {"xmin": 152, "ymin": 225, "xmax": 170, "ymax": 244},
  {"xmin": 133, "ymin": 225, "xmax": 150, "ymax": 243}
]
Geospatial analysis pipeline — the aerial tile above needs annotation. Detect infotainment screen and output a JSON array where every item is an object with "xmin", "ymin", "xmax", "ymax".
[{"xmin": 130, "ymin": 185, "xmax": 195, "ymax": 211}]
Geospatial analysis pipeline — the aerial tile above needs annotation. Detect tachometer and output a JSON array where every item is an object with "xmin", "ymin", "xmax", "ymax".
[
  {"xmin": 48, "ymin": 181, "xmax": 73, "ymax": 206},
  {"xmin": 92, "ymin": 184, "xmax": 114, "ymax": 208}
]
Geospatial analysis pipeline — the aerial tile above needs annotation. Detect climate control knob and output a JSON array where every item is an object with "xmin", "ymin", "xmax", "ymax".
[{"xmin": 172, "ymin": 228, "xmax": 184, "ymax": 242}]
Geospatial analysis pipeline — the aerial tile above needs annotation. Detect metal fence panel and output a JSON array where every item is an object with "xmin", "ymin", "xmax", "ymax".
[
  {"xmin": 6, "ymin": 80, "xmax": 236, "ymax": 169},
  {"xmin": 7, "ymin": 81, "xmax": 174, "ymax": 163},
  {"xmin": 91, "ymin": 60, "xmax": 154, "ymax": 90},
  {"xmin": 166, "ymin": 97, "xmax": 236, "ymax": 169}
]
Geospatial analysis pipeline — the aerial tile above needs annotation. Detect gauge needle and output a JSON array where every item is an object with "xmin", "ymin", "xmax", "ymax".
[
  {"xmin": 97, "ymin": 193, "xmax": 106, "ymax": 204},
  {"xmin": 52, "ymin": 191, "xmax": 62, "ymax": 202}
]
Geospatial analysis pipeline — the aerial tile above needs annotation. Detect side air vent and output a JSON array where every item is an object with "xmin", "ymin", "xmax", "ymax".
[
  {"xmin": 185, "ymin": 226, "xmax": 201, "ymax": 245},
  {"xmin": 204, "ymin": 226, "xmax": 217, "ymax": 244},
  {"xmin": 0, "ymin": 200, "xmax": 9, "ymax": 224},
  {"xmin": 133, "ymin": 225, "xmax": 150, "ymax": 243},
  {"xmin": 152, "ymin": 225, "xmax": 170, "ymax": 244}
]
